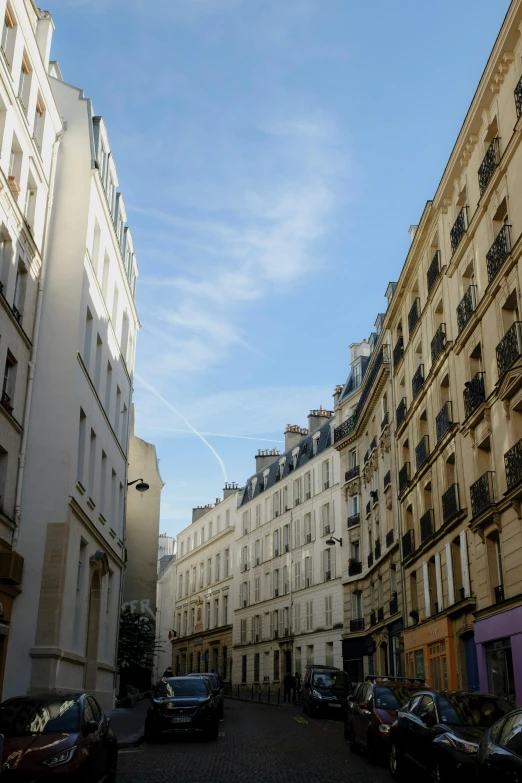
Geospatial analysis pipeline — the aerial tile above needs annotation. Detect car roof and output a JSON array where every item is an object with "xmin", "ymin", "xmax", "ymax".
[
  {"xmin": 306, "ymin": 665, "xmax": 341, "ymax": 670},
  {"xmin": 4, "ymin": 693, "xmax": 85, "ymax": 703}
]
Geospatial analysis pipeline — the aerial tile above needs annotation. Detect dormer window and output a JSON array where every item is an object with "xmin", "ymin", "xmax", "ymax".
[
  {"xmin": 353, "ymin": 361, "xmax": 362, "ymax": 388},
  {"xmin": 292, "ymin": 449, "xmax": 299, "ymax": 470},
  {"xmin": 263, "ymin": 471, "xmax": 269, "ymax": 490},
  {"xmin": 279, "ymin": 459, "xmax": 286, "ymax": 478},
  {"xmin": 313, "ymin": 436, "xmax": 320, "ymax": 456},
  {"xmin": 250, "ymin": 478, "xmax": 257, "ymax": 499}
]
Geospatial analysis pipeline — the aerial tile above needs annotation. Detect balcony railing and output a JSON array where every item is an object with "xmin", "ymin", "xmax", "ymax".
[
  {"xmin": 0, "ymin": 391, "xmax": 13, "ymax": 414},
  {"xmin": 396, "ymin": 397, "xmax": 407, "ymax": 426},
  {"xmin": 377, "ymin": 606, "xmax": 384, "ymax": 623},
  {"xmin": 334, "ymin": 413, "xmax": 357, "ymax": 443},
  {"xmin": 385, "ymin": 529, "xmax": 394, "ymax": 547},
  {"xmin": 365, "ymin": 501, "xmax": 371, "ymax": 516},
  {"xmin": 450, "ymin": 206, "xmax": 468, "ymax": 253},
  {"xmin": 487, "ymin": 225, "xmax": 511, "ymax": 283},
  {"xmin": 427, "ymin": 250, "xmax": 441, "ymax": 293},
  {"xmin": 431, "ymin": 323, "xmax": 446, "ymax": 363},
  {"xmin": 516, "ymin": 74, "xmax": 522, "ymax": 119},
  {"xmin": 457, "ymin": 285, "xmax": 477, "ymax": 333},
  {"xmin": 347, "ymin": 514, "xmax": 360, "ymax": 528},
  {"xmin": 345, "ymin": 465, "xmax": 359, "ymax": 482},
  {"xmin": 369, "ymin": 610, "xmax": 376, "ymax": 626},
  {"xmin": 505, "ymin": 437, "xmax": 522, "ymax": 492},
  {"xmin": 350, "ymin": 618, "xmax": 364, "ymax": 632},
  {"xmin": 412, "ymin": 364, "xmax": 425, "ymax": 399},
  {"xmin": 402, "ymin": 529, "xmax": 415, "ymax": 558},
  {"xmin": 464, "ymin": 372, "xmax": 485, "ymax": 419},
  {"xmin": 381, "ymin": 411, "xmax": 389, "ymax": 431},
  {"xmin": 389, "ymin": 596, "xmax": 398, "ymax": 615},
  {"xmin": 399, "ymin": 463, "xmax": 410, "ymax": 493},
  {"xmin": 383, "ymin": 470, "xmax": 391, "ymax": 489},
  {"xmin": 12, "ymin": 304, "xmax": 22, "ymax": 324},
  {"xmin": 415, "ymin": 435, "xmax": 429, "ymax": 471},
  {"xmin": 364, "ymin": 450, "xmax": 370, "ymax": 464},
  {"xmin": 393, "ymin": 336, "xmax": 404, "ymax": 368},
  {"xmin": 442, "ymin": 483, "xmax": 460, "ymax": 523},
  {"xmin": 478, "ymin": 137, "xmax": 500, "ymax": 195},
  {"xmin": 497, "ymin": 322, "xmax": 522, "ymax": 379},
  {"xmin": 371, "ymin": 489, "xmax": 378, "ymax": 505},
  {"xmin": 470, "ymin": 471, "xmax": 495, "ymax": 518},
  {"xmin": 420, "ymin": 509, "xmax": 435, "ymax": 543},
  {"xmin": 348, "ymin": 560, "xmax": 362, "ymax": 576},
  {"xmin": 494, "ymin": 584, "xmax": 505, "ymax": 604},
  {"xmin": 367, "ymin": 552, "xmax": 374, "ymax": 568},
  {"xmin": 374, "ymin": 540, "xmax": 381, "ymax": 560},
  {"xmin": 408, "ymin": 298, "xmax": 421, "ymax": 335},
  {"xmin": 370, "ymin": 435, "xmax": 377, "ymax": 451},
  {"xmin": 436, "ymin": 401, "xmax": 453, "ymax": 442}
]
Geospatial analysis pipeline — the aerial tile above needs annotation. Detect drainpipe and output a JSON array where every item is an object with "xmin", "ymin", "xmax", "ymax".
[{"xmin": 12, "ymin": 129, "xmax": 63, "ymax": 552}]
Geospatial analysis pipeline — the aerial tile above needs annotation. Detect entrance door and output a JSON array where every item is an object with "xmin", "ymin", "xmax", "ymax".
[
  {"xmin": 284, "ymin": 650, "xmax": 292, "ymax": 675},
  {"xmin": 464, "ymin": 634, "xmax": 480, "ymax": 691}
]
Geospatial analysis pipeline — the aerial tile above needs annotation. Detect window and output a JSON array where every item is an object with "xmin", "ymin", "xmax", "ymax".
[
  {"xmin": 498, "ymin": 711, "xmax": 522, "ymax": 756},
  {"xmin": 305, "ymin": 472, "xmax": 311, "ymax": 499},
  {"xmin": 294, "ymin": 560, "xmax": 301, "ymax": 590},
  {"xmin": 323, "ymin": 548, "xmax": 332, "ymax": 581},
  {"xmin": 215, "ymin": 553, "xmax": 220, "ymax": 581},
  {"xmin": 199, "ymin": 563, "xmax": 204, "ymax": 589},
  {"xmin": 77, "ymin": 409, "xmax": 87, "ymax": 485},
  {"xmin": 304, "ymin": 556, "xmax": 312, "ymax": 587},
  {"xmin": 18, "ymin": 54, "xmax": 31, "ymax": 115},
  {"xmin": 1, "ymin": 6, "xmax": 15, "ymax": 65},
  {"xmin": 273, "ymin": 529, "xmax": 280, "ymax": 556},
  {"xmin": 100, "ymin": 451, "xmax": 107, "ymax": 518},
  {"xmin": 226, "ymin": 509, "xmax": 230, "ymax": 527},
  {"xmin": 87, "ymin": 429, "xmax": 96, "ymax": 500},
  {"xmin": 283, "ymin": 565, "xmax": 289, "ymax": 595},
  {"xmin": 23, "ymin": 174, "xmax": 36, "ymax": 230},
  {"xmin": 304, "ymin": 513, "xmax": 312, "ymax": 543},
  {"xmin": 255, "ymin": 503, "xmax": 261, "ymax": 527},
  {"xmin": 273, "ymin": 569, "xmax": 279, "ymax": 597},
  {"xmin": 325, "ymin": 595, "xmax": 333, "ymax": 627},
  {"xmin": 180, "ymin": 541, "xmax": 184, "ymax": 557},
  {"xmin": 205, "ymin": 602, "xmax": 211, "ymax": 629},
  {"xmin": 225, "ymin": 549, "xmax": 230, "ymax": 576},
  {"xmin": 313, "ymin": 436, "xmax": 320, "ymax": 456},
  {"xmin": 305, "ymin": 600, "xmax": 313, "ymax": 631},
  {"xmin": 283, "ymin": 524, "xmax": 290, "ymax": 552},
  {"xmin": 306, "ymin": 645, "xmax": 313, "ymax": 665},
  {"xmin": 254, "ymin": 538, "xmax": 261, "ymax": 566},
  {"xmin": 191, "ymin": 566, "xmax": 196, "ymax": 592},
  {"xmin": 321, "ymin": 504, "xmax": 330, "ymax": 535},
  {"xmin": 201, "ymin": 526, "xmax": 205, "ymax": 544},
  {"xmin": 322, "ymin": 460, "xmax": 330, "ymax": 489},
  {"xmin": 184, "ymin": 571, "xmax": 189, "ymax": 595},
  {"xmin": 242, "ymin": 510, "xmax": 249, "ymax": 536},
  {"xmin": 417, "ymin": 695, "xmax": 436, "ymax": 725},
  {"xmin": 77, "ymin": 539, "xmax": 87, "ymax": 591},
  {"xmin": 223, "ymin": 594, "xmax": 228, "ymax": 625},
  {"xmin": 253, "ymin": 614, "xmax": 261, "ymax": 643},
  {"xmin": 282, "ymin": 484, "xmax": 288, "ymax": 511},
  {"xmin": 349, "ymin": 449, "xmax": 357, "ymax": 468},
  {"xmin": 241, "ymin": 655, "xmax": 247, "ymax": 683},
  {"xmin": 294, "ymin": 478, "xmax": 301, "ymax": 505},
  {"xmin": 263, "ymin": 471, "xmax": 269, "ymax": 490},
  {"xmin": 242, "ymin": 545, "xmax": 248, "ymax": 571},
  {"xmin": 273, "ymin": 492, "xmax": 280, "ymax": 518},
  {"xmin": 178, "ymin": 574, "xmax": 183, "ymax": 598},
  {"xmin": 190, "ymin": 607, "xmax": 195, "ymax": 633},
  {"xmin": 352, "ymin": 591, "xmax": 363, "ymax": 619},
  {"xmin": 207, "ymin": 558, "xmax": 212, "ymax": 585},
  {"xmin": 273, "ymin": 649, "xmax": 280, "ymax": 680},
  {"xmin": 214, "ymin": 598, "xmax": 219, "ymax": 627},
  {"xmin": 254, "ymin": 653, "xmax": 260, "ymax": 682},
  {"xmin": 428, "ymin": 642, "xmax": 448, "ymax": 691},
  {"xmin": 326, "ymin": 642, "xmax": 334, "ymax": 667},
  {"xmin": 294, "ymin": 518, "xmax": 301, "ymax": 548},
  {"xmin": 83, "ymin": 308, "xmax": 93, "ymax": 369},
  {"xmin": 294, "ymin": 603, "xmax": 301, "ymax": 633},
  {"xmin": 13, "ymin": 259, "xmax": 26, "ymax": 323},
  {"xmin": 254, "ymin": 576, "xmax": 260, "ymax": 602}
]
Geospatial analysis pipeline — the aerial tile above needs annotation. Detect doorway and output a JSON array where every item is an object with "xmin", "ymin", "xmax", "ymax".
[{"xmin": 284, "ymin": 650, "xmax": 292, "ymax": 675}]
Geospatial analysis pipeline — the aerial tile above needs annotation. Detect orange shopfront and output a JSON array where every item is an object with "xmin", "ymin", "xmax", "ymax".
[{"xmin": 403, "ymin": 616, "xmax": 457, "ymax": 690}]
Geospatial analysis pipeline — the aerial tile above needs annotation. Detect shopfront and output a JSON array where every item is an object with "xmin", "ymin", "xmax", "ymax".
[
  {"xmin": 342, "ymin": 634, "xmax": 374, "ymax": 685},
  {"xmin": 403, "ymin": 616, "xmax": 457, "ymax": 689},
  {"xmin": 474, "ymin": 605, "xmax": 522, "ymax": 706}
]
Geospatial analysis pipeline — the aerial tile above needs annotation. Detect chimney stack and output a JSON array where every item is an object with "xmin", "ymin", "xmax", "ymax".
[
  {"xmin": 307, "ymin": 406, "xmax": 333, "ymax": 433},
  {"xmin": 192, "ymin": 505, "xmax": 212, "ymax": 524},
  {"xmin": 255, "ymin": 448, "xmax": 280, "ymax": 473},
  {"xmin": 223, "ymin": 482, "xmax": 239, "ymax": 499},
  {"xmin": 284, "ymin": 424, "xmax": 308, "ymax": 451},
  {"xmin": 333, "ymin": 385, "xmax": 343, "ymax": 408}
]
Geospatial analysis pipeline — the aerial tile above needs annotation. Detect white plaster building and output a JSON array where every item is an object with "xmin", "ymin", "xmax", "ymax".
[
  {"xmin": 158, "ymin": 533, "xmax": 176, "ymax": 570},
  {"xmin": 232, "ymin": 409, "xmax": 344, "ymax": 687},
  {"xmin": 0, "ymin": 0, "xmax": 61, "ymax": 696},
  {"xmin": 4, "ymin": 54, "xmax": 139, "ymax": 709},
  {"xmin": 155, "ymin": 555, "xmax": 176, "ymax": 681}
]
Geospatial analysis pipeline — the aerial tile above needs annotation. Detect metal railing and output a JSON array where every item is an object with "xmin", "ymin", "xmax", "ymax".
[
  {"xmin": 12, "ymin": 304, "xmax": 22, "ymax": 324},
  {"xmin": 374, "ymin": 540, "xmax": 381, "ymax": 560},
  {"xmin": 350, "ymin": 618, "xmax": 364, "ymax": 632},
  {"xmin": 478, "ymin": 137, "xmax": 500, "ymax": 194},
  {"xmin": 402, "ymin": 529, "xmax": 415, "ymax": 558},
  {"xmin": 347, "ymin": 514, "xmax": 360, "ymax": 528},
  {"xmin": 367, "ymin": 552, "xmax": 374, "ymax": 568},
  {"xmin": 333, "ymin": 412, "xmax": 357, "ymax": 443},
  {"xmin": 348, "ymin": 560, "xmax": 362, "ymax": 576},
  {"xmin": 496, "ymin": 321, "xmax": 522, "ymax": 379},
  {"xmin": 364, "ymin": 450, "xmax": 370, "ymax": 464},
  {"xmin": 412, "ymin": 364, "xmax": 425, "ymax": 399},
  {"xmin": 389, "ymin": 596, "xmax": 398, "ymax": 615},
  {"xmin": 420, "ymin": 509, "xmax": 434, "ymax": 543},
  {"xmin": 384, "ymin": 470, "xmax": 391, "ymax": 489},
  {"xmin": 442, "ymin": 483, "xmax": 460, "ymax": 523},
  {"xmin": 370, "ymin": 435, "xmax": 377, "ymax": 451},
  {"xmin": 408, "ymin": 298, "xmax": 421, "ymax": 335},
  {"xmin": 427, "ymin": 250, "xmax": 441, "ymax": 293},
  {"xmin": 516, "ymin": 74, "xmax": 522, "ymax": 119},
  {"xmin": 470, "ymin": 471, "xmax": 495, "ymax": 518},
  {"xmin": 505, "ymin": 437, "xmax": 522, "ymax": 492},
  {"xmin": 450, "ymin": 206, "xmax": 468, "ymax": 253},
  {"xmin": 365, "ymin": 501, "xmax": 371, "ymax": 516},
  {"xmin": 385, "ymin": 529, "xmax": 394, "ymax": 547},
  {"xmin": 345, "ymin": 465, "xmax": 359, "ymax": 482},
  {"xmin": 415, "ymin": 435, "xmax": 429, "ymax": 471},
  {"xmin": 431, "ymin": 323, "xmax": 446, "ymax": 363},
  {"xmin": 399, "ymin": 462, "xmax": 410, "ymax": 493},
  {"xmin": 436, "ymin": 401, "xmax": 453, "ymax": 442},
  {"xmin": 381, "ymin": 411, "xmax": 389, "ymax": 430},
  {"xmin": 396, "ymin": 397, "xmax": 407, "ymax": 426},
  {"xmin": 457, "ymin": 285, "xmax": 477, "ymax": 333},
  {"xmin": 464, "ymin": 372, "xmax": 485, "ymax": 419},
  {"xmin": 393, "ymin": 336, "xmax": 404, "ymax": 368},
  {"xmin": 369, "ymin": 610, "xmax": 376, "ymax": 626},
  {"xmin": 377, "ymin": 607, "xmax": 384, "ymax": 623},
  {"xmin": 487, "ymin": 224, "xmax": 511, "ymax": 283}
]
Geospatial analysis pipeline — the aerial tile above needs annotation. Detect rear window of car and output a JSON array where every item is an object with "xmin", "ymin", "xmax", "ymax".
[
  {"xmin": 156, "ymin": 679, "xmax": 209, "ymax": 698},
  {"xmin": 312, "ymin": 671, "xmax": 349, "ymax": 690},
  {"xmin": 0, "ymin": 698, "xmax": 80, "ymax": 736},
  {"xmin": 438, "ymin": 694, "xmax": 513, "ymax": 727},
  {"xmin": 374, "ymin": 687, "xmax": 418, "ymax": 710}
]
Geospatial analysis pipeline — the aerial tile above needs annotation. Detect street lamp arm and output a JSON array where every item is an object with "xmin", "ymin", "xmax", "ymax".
[{"xmin": 127, "ymin": 478, "xmax": 150, "ymax": 492}]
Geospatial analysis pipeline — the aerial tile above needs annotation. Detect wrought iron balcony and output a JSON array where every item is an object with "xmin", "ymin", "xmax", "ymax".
[
  {"xmin": 408, "ymin": 298, "xmax": 421, "ymax": 335},
  {"xmin": 427, "ymin": 250, "xmax": 441, "ymax": 293},
  {"xmin": 464, "ymin": 372, "xmax": 485, "ymax": 419},
  {"xmin": 450, "ymin": 206, "xmax": 468, "ymax": 254},
  {"xmin": 347, "ymin": 513, "xmax": 360, "ymax": 528},
  {"xmin": 348, "ymin": 559, "xmax": 362, "ymax": 576},
  {"xmin": 478, "ymin": 137, "xmax": 500, "ymax": 195},
  {"xmin": 412, "ymin": 364, "xmax": 425, "ymax": 399},
  {"xmin": 494, "ymin": 584, "xmax": 505, "ymax": 604},
  {"xmin": 371, "ymin": 489, "xmax": 378, "ymax": 505},
  {"xmin": 415, "ymin": 435, "xmax": 429, "ymax": 471},
  {"xmin": 370, "ymin": 435, "xmax": 377, "ymax": 451},
  {"xmin": 350, "ymin": 618, "xmax": 364, "ymax": 632},
  {"xmin": 396, "ymin": 397, "xmax": 407, "ymax": 426},
  {"xmin": 12, "ymin": 305, "xmax": 22, "ymax": 324},
  {"xmin": 345, "ymin": 465, "xmax": 359, "ymax": 482},
  {"xmin": 470, "ymin": 471, "xmax": 495, "ymax": 518},
  {"xmin": 402, "ymin": 529, "xmax": 415, "ymax": 558},
  {"xmin": 457, "ymin": 285, "xmax": 477, "ymax": 333},
  {"xmin": 385, "ymin": 529, "xmax": 394, "ymax": 547},
  {"xmin": 399, "ymin": 462, "xmax": 410, "ymax": 493},
  {"xmin": 377, "ymin": 606, "xmax": 384, "ymax": 623},
  {"xmin": 364, "ymin": 450, "xmax": 370, "ymax": 464},
  {"xmin": 383, "ymin": 470, "xmax": 391, "ymax": 489},
  {"xmin": 365, "ymin": 501, "xmax": 371, "ymax": 516},
  {"xmin": 0, "ymin": 391, "xmax": 13, "ymax": 414},
  {"xmin": 389, "ymin": 596, "xmax": 398, "ymax": 615},
  {"xmin": 436, "ymin": 401, "xmax": 453, "ymax": 442},
  {"xmin": 442, "ymin": 483, "xmax": 460, "ymax": 523},
  {"xmin": 374, "ymin": 540, "xmax": 381, "ymax": 560},
  {"xmin": 516, "ymin": 74, "xmax": 522, "ymax": 119},
  {"xmin": 381, "ymin": 411, "xmax": 389, "ymax": 431},
  {"xmin": 367, "ymin": 552, "xmax": 374, "ymax": 568},
  {"xmin": 505, "ymin": 437, "xmax": 522, "ymax": 492},
  {"xmin": 487, "ymin": 225, "xmax": 511, "ymax": 283},
  {"xmin": 431, "ymin": 323, "xmax": 446, "ymax": 363},
  {"xmin": 496, "ymin": 321, "xmax": 522, "ymax": 379},
  {"xmin": 420, "ymin": 509, "xmax": 434, "ymax": 543},
  {"xmin": 369, "ymin": 610, "xmax": 376, "ymax": 626},
  {"xmin": 393, "ymin": 336, "xmax": 404, "ymax": 368},
  {"xmin": 334, "ymin": 413, "xmax": 357, "ymax": 443}
]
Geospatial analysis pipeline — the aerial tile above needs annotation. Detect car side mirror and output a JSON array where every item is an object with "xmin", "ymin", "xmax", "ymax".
[{"xmin": 84, "ymin": 720, "xmax": 98, "ymax": 736}]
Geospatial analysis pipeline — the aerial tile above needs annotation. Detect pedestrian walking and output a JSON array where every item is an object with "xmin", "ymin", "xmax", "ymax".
[
  {"xmin": 283, "ymin": 671, "xmax": 293, "ymax": 703},
  {"xmin": 293, "ymin": 671, "xmax": 301, "ymax": 704}
]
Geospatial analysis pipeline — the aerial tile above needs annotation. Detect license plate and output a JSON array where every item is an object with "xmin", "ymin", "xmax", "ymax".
[
  {"xmin": 329, "ymin": 703, "xmax": 341, "ymax": 708},
  {"xmin": 171, "ymin": 716, "xmax": 192, "ymax": 723}
]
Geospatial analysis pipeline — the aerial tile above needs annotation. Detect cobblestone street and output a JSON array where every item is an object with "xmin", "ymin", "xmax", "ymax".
[{"xmin": 117, "ymin": 700, "xmax": 390, "ymax": 783}]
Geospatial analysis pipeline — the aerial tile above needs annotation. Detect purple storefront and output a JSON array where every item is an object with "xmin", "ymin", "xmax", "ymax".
[{"xmin": 475, "ymin": 604, "xmax": 522, "ymax": 706}]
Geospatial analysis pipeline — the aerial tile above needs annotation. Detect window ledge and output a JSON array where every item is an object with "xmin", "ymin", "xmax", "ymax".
[{"xmin": 76, "ymin": 480, "xmax": 86, "ymax": 495}]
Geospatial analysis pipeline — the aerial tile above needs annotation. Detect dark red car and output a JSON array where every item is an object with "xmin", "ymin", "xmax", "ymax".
[{"xmin": 0, "ymin": 693, "xmax": 117, "ymax": 783}]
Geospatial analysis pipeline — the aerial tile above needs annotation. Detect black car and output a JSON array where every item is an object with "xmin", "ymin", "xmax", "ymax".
[
  {"xmin": 302, "ymin": 665, "xmax": 350, "ymax": 718},
  {"xmin": 389, "ymin": 690, "xmax": 513, "ymax": 782},
  {"xmin": 476, "ymin": 708, "xmax": 522, "ymax": 782},
  {"xmin": 145, "ymin": 677, "xmax": 219, "ymax": 742},
  {"xmin": 187, "ymin": 673, "xmax": 225, "ymax": 719}
]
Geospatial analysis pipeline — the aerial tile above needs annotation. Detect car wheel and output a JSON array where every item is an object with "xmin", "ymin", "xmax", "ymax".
[{"xmin": 389, "ymin": 743, "xmax": 404, "ymax": 781}]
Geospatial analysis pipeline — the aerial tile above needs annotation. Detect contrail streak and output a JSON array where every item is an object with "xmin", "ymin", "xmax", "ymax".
[
  {"xmin": 134, "ymin": 373, "xmax": 228, "ymax": 483},
  {"xmin": 146, "ymin": 427, "xmax": 284, "ymax": 444}
]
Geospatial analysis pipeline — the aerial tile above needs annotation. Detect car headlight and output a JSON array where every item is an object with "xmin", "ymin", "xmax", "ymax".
[
  {"xmin": 448, "ymin": 736, "xmax": 479, "ymax": 755},
  {"xmin": 378, "ymin": 724, "xmax": 391, "ymax": 733},
  {"xmin": 43, "ymin": 747, "xmax": 77, "ymax": 768},
  {"xmin": 312, "ymin": 690, "xmax": 323, "ymax": 699}
]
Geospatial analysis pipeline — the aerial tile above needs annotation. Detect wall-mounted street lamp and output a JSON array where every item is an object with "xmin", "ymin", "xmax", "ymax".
[
  {"xmin": 326, "ymin": 536, "xmax": 342, "ymax": 547},
  {"xmin": 127, "ymin": 478, "xmax": 150, "ymax": 492}
]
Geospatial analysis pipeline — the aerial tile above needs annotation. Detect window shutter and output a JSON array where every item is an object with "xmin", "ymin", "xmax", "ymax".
[
  {"xmin": 423, "ymin": 562, "xmax": 430, "ymax": 619},
  {"xmin": 279, "ymin": 610, "xmax": 283, "ymax": 638},
  {"xmin": 331, "ymin": 546, "xmax": 336, "ymax": 579},
  {"xmin": 330, "ymin": 499, "xmax": 335, "ymax": 532},
  {"xmin": 319, "ymin": 552, "xmax": 324, "ymax": 583},
  {"xmin": 269, "ymin": 612, "xmax": 273, "ymax": 639}
]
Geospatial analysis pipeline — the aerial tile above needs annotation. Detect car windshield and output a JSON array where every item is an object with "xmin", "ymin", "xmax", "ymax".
[
  {"xmin": 374, "ymin": 687, "xmax": 418, "ymax": 710},
  {"xmin": 155, "ymin": 678, "xmax": 209, "ymax": 698},
  {"xmin": 312, "ymin": 671, "xmax": 349, "ymax": 690},
  {"xmin": 189, "ymin": 674, "xmax": 220, "ymax": 690},
  {"xmin": 438, "ymin": 694, "xmax": 513, "ymax": 727},
  {"xmin": 0, "ymin": 698, "xmax": 80, "ymax": 736}
]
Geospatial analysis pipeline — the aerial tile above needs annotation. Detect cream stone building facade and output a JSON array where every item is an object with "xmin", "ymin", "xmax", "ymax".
[
  {"xmin": 170, "ymin": 486, "xmax": 240, "ymax": 680},
  {"xmin": 232, "ymin": 410, "xmax": 344, "ymax": 687}
]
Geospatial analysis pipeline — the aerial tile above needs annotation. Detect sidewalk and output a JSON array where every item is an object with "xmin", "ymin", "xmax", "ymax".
[{"xmin": 107, "ymin": 698, "xmax": 149, "ymax": 748}]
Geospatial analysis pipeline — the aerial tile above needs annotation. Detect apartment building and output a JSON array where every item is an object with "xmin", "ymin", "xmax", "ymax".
[
  {"xmin": 232, "ymin": 409, "xmax": 343, "ymax": 687},
  {"xmin": 155, "ymin": 554, "xmax": 176, "ymax": 682},
  {"xmin": 171, "ymin": 485, "xmax": 240, "ymax": 680},
  {"xmin": 334, "ymin": 304, "xmax": 403, "ymax": 683},
  {"xmin": 0, "ymin": 0, "xmax": 61, "ymax": 695},
  {"xmin": 4, "ymin": 55, "xmax": 139, "ymax": 709}
]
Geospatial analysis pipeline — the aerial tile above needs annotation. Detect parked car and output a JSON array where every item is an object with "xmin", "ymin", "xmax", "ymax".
[
  {"xmin": 302, "ymin": 665, "xmax": 351, "ymax": 718},
  {"xmin": 389, "ymin": 689, "xmax": 513, "ymax": 782},
  {"xmin": 187, "ymin": 672, "xmax": 225, "ymax": 719},
  {"xmin": 346, "ymin": 676, "xmax": 426, "ymax": 756},
  {"xmin": 476, "ymin": 707, "xmax": 522, "ymax": 782},
  {"xmin": 0, "ymin": 693, "xmax": 117, "ymax": 783},
  {"xmin": 145, "ymin": 676, "xmax": 219, "ymax": 741}
]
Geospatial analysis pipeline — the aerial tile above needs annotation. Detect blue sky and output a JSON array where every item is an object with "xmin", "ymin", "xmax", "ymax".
[{"xmin": 55, "ymin": 0, "xmax": 510, "ymax": 537}]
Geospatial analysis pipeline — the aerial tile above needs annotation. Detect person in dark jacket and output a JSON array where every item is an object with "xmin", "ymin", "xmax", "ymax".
[
  {"xmin": 163, "ymin": 666, "xmax": 173, "ymax": 678},
  {"xmin": 292, "ymin": 671, "xmax": 301, "ymax": 704},
  {"xmin": 283, "ymin": 672, "xmax": 293, "ymax": 703}
]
